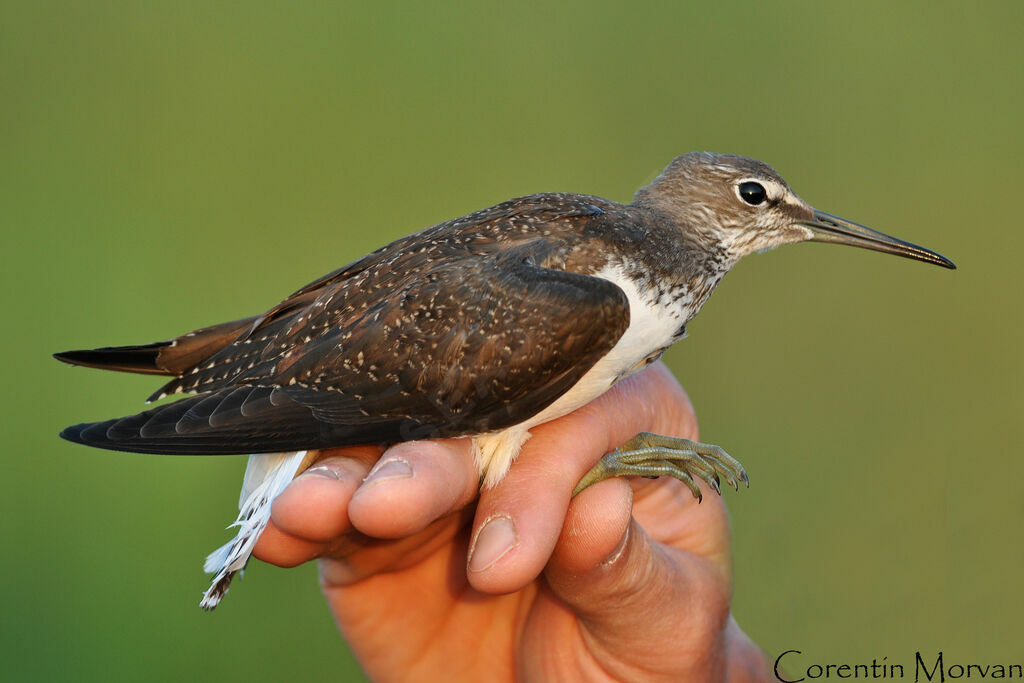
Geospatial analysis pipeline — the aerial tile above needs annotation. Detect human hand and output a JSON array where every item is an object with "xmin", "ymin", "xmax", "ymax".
[{"xmin": 253, "ymin": 362, "xmax": 770, "ymax": 681}]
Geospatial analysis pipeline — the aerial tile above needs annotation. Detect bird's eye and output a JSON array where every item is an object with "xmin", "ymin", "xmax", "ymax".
[{"xmin": 738, "ymin": 181, "xmax": 767, "ymax": 206}]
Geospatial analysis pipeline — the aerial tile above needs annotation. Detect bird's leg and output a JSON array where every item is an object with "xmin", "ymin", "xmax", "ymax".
[{"xmin": 572, "ymin": 432, "xmax": 749, "ymax": 501}]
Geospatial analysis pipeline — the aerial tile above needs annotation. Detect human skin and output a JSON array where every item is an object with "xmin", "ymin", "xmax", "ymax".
[{"xmin": 253, "ymin": 362, "xmax": 771, "ymax": 681}]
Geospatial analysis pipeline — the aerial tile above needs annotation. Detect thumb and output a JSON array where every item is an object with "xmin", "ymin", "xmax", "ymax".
[{"xmin": 542, "ymin": 478, "xmax": 733, "ymax": 680}]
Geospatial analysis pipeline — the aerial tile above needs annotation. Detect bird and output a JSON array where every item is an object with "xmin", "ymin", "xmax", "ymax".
[{"xmin": 56, "ymin": 152, "xmax": 955, "ymax": 610}]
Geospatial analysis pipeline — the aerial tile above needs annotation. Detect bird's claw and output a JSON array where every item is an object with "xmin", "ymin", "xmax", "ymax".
[{"xmin": 572, "ymin": 432, "xmax": 748, "ymax": 500}]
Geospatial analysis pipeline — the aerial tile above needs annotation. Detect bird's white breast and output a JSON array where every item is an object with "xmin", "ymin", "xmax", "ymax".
[{"xmin": 474, "ymin": 262, "xmax": 692, "ymax": 486}]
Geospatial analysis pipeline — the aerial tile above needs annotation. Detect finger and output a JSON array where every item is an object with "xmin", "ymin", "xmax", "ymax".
[
  {"xmin": 253, "ymin": 445, "xmax": 380, "ymax": 567},
  {"xmin": 549, "ymin": 478, "xmax": 634, "ymax": 574},
  {"xmin": 272, "ymin": 445, "xmax": 381, "ymax": 541},
  {"xmin": 465, "ymin": 363, "xmax": 696, "ymax": 594},
  {"xmin": 318, "ymin": 507, "xmax": 472, "ymax": 588},
  {"xmin": 347, "ymin": 438, "xmax": 480, "ymax": 539},
  {"xmin": 252, "ymin": 521, "xmax": 325, "ymax": 568},
  {"xmin": 630, "ymin": 471, "xmax": 733, "ymax": 575},
  {"xmin": 259, "ymin": 437, "xmax": 479, "ymax": 577},
  {"xmin": 542, "ymin": 478, "xmax": 732, "ymax": 679}
]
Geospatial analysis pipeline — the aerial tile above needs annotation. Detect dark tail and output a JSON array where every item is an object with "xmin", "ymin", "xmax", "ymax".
[
  {"xmin": 53, "ymin": 316, "xmax": 259, "ymax": 377},
  {"xmin": 54, "ymin": 342, "xmax": 174, "ymax": 375},
  {"xmin": 57, "ymin": 386, "xmax": 397, "ymax": 455}
]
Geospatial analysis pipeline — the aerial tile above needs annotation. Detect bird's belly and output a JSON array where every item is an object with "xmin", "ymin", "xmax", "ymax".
[{"xmin": 474, "ymin": 264, "xmax": 687, "ymax": 487}]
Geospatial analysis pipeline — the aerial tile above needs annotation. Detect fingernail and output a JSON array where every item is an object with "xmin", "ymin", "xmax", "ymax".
[
  {"xmin": 601, "ymin": 524, "xmax": 630, "ymax": 567},
  {"xmin": 302, "ymin": 464, "xmax": 343, "ymax": 480},
  {"xmin": 360, "ymin": 457, "xmax": 413, "ymax": 487},
  {"xmin": 468, "ymin": 515, "xmax": 518, "ymax": 572}
]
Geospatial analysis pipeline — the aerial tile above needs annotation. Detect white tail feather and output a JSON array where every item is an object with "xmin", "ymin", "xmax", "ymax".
[{"xmin": 199, "ymin": 450, "xmax": 313, "ymax": 611}]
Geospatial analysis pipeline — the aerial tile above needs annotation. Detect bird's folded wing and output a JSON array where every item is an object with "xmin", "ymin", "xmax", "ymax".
[{"xmin": 60, "ymin": 241, "xmax": 631, "ymax": 455}]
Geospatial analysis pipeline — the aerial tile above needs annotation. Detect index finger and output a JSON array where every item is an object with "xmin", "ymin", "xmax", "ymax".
[{"xmin": 465, "ymin": 362, "xmax": 701, "ymax": 594}]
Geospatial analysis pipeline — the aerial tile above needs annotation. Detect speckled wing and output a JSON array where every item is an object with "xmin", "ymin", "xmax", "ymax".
[{"xmin": 60, "ymin": 199, "xmax": 632, "ymax": 455}]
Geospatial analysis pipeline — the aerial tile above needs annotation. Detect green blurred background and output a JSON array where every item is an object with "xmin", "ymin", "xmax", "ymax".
[{"xmin": 3, "ymin": 1, "xmax": 1021, "ymax": 680}]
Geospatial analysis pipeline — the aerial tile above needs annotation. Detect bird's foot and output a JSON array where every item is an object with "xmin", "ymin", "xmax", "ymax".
[{"xmin": 572, "ymin": 432, "xmax": 749, "ymax": 501}]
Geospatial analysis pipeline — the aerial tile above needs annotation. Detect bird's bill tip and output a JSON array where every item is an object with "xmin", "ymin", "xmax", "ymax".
[{"xmin": 798, "ymin": 210, "xmax": 955, "ymax": 270}]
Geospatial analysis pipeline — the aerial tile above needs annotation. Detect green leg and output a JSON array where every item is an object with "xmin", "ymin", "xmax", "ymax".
[{"xmin": 572, "ymin": 432, "xmax": 749, "ymax": 501}]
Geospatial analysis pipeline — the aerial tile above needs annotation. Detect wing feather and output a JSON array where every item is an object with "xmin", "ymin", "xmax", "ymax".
[{"xmin": 60, "ymin": 195, "xmax": 632, "ymax": 455}]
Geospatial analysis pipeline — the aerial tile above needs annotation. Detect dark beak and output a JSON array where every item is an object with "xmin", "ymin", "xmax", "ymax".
[{"xmin": 797, "ymin": 210, "xmax": 955, "ymax": 269}]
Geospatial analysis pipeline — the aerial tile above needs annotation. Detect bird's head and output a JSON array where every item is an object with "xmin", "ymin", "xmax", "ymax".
[{"xmin": 634, "ymin": 152, "xmax": 955, "ymax": 269}]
